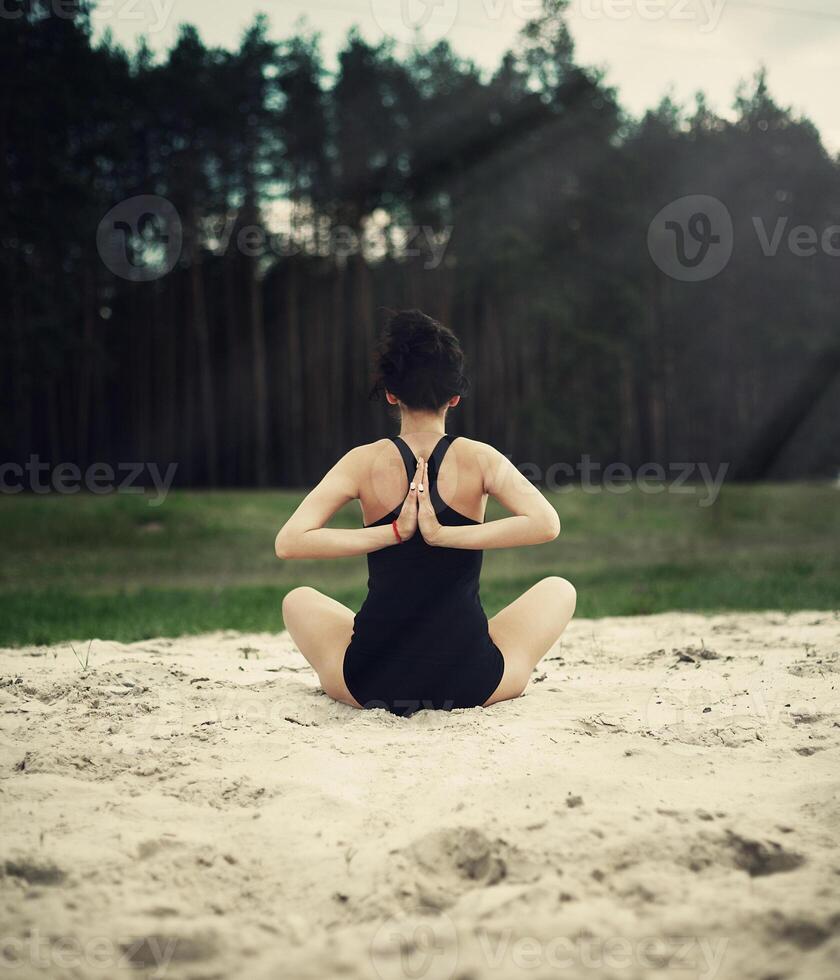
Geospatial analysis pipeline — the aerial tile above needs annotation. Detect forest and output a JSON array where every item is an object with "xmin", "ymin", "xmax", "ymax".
[{"xmin": 2, "ymin": 0, "xmax": 839, "ymax": 488}]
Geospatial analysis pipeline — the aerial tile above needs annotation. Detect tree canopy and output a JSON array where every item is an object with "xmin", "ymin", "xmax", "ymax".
[{"xmin": 2, "ymin": 0, "xmax": 839, "ymax": 486}]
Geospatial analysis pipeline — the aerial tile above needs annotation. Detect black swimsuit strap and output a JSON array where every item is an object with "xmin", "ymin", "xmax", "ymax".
[
  {"xmin": 392, "ymin": 435, "xmax": 459, "ymax": 514},
  {"xmin": 390, "ymin": 436, "xmax": 417, "ymax": 482},
  {"xmin": 428, "ymin": 434, "xmax": 458, "ymax": 514}
]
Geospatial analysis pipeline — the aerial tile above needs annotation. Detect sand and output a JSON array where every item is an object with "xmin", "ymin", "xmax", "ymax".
[{"xmin": 1, "ymin": 611, "xmax": 839, "ymax": 980}]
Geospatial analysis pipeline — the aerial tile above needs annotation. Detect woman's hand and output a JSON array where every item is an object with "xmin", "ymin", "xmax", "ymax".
[
  {"xmin": 418, "ymin": 458, "xmax": 447, "ymax": 546},
  {"xmin": 393, "ymin": 457, "xmax": 423, "ymax": 542}
]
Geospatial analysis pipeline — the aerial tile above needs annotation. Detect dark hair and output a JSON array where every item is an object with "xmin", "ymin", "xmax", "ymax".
[{"xmin": 370, "ymin": 310, "xmax": 469, "ymax": 411}]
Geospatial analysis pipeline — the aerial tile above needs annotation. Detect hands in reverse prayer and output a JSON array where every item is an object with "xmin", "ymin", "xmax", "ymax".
[{"xmin": 393, "ymin": 457, "xmax": 446, "ymax": 546}]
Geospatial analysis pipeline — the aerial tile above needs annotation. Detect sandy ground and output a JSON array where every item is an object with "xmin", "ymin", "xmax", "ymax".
[{"xmin": 1, "ymin": 611, "xmax": 839, "ymax": 980}]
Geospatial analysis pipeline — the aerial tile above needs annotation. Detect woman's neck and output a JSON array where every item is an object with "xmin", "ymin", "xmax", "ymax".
[{"xmin": 399, "ymin": 410, "xmax": 446, "ymax": 437}]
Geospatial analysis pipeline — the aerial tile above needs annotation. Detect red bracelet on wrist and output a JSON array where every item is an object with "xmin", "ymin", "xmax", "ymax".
[{"xmin": 391, "ymin": 519, "xmax": 402, "ymax": 543}]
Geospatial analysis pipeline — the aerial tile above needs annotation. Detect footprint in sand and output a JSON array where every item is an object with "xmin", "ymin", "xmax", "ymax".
[
  {"xmin": 723, "ymin": 830, "xmax": 806, "ymax": 877},
  {"xmin": 384, "ymin": 827, "xmax": 543, "ymax": 913},
  {"xmin": 677, "ymin": 829, "xmax": 806, "ymax": 877},
  {"xmin": 762, "ymin": 910, "xmax": 840, "ymax": 951},
  {"xmin": 3, "ymin": 857, "xmax": 66, "ymax": 886}
]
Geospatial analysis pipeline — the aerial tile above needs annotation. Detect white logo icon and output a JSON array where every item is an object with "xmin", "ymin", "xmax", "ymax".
[
  {"xmin": 370, "ymin": 0, "xmax": 460, "ymax": 45},
  {"xmin": 97, "ymin": 195, "xmax": 182, "ymax": 283},
  {"xmin": 370, "ymin": 907, "xmax": 458, "ymax": 980},
  {"xmin": 647, "ymin": 194, "xmax": 734, "ymax": 282}
]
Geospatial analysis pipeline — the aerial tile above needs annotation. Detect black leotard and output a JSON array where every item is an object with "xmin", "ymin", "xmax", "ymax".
[{"xmin": 343, "ymin": 435, "xmax": 505, "ymax": 717}]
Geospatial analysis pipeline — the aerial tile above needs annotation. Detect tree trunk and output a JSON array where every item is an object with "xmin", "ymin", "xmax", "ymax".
[
  {"xmin": 249, "ymin": 256, "xmax": 269, "ymax": 486},
  {"xmin": 189, "ymin": 214, "xmax": 218, "ymax": 485}
]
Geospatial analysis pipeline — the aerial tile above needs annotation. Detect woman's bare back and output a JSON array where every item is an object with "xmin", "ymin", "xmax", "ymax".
[{"xmin": 356, "ymin": 434, "xmax": 489, "ymax": 528}]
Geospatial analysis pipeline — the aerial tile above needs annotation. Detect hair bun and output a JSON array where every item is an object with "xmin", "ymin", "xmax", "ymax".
[{"xmin": 370, "ymin": 310, "xmax": 468, "ymax": 411}]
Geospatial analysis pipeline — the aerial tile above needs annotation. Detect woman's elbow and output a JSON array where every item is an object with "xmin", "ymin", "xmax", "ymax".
[
  {"xmin": 275, "ymin": 530, "xmax": 295, "ymax": 559},
  {"xmin": 539, "ymin": 511, "xmax": 561, "ymax": 542}
]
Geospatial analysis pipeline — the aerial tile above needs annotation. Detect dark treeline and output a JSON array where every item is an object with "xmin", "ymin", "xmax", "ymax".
[{"xmin": 2, "ymin": 0, "xmax": 839, "ymax": 487}]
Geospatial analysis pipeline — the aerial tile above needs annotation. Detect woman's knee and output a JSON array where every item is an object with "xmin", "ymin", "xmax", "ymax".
[
  {"xmin": 282, "ymin": 585, "xmax": 317, "ymax": 623},
  {"xmin": 539, "ymin": 576, "xmax": 576, "ymax": 612}
]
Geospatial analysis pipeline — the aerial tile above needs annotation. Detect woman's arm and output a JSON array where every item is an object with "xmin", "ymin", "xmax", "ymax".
[
  {"xmin": 418, "ymin": 448, "xmax": 560, "ymax": 550},
  {"xmin": 275, "ymin": 448, "xmax": 421, "ymax": 559}
]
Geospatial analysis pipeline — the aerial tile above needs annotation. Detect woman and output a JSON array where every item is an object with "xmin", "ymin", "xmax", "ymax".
[{"xmin": 275, "ymin": 310, "xmax": 576, "ymax": 716}]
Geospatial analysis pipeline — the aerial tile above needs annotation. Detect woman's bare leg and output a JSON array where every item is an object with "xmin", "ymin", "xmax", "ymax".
[
  {"xmin": 484, "ymin": 577, "xmax": 576, "ymax": 706},
  {"xmin": 281, "ymin": 587, "xmax": 362, "ymax": 708}
]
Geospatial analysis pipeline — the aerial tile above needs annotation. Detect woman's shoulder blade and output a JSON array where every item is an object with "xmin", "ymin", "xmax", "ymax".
[
  {"xmin": 343, "ymin": 439, "xmax": 394, "ymax": 460},
  {"xmin": 452, "ymin": 436, "xmax": 503, "ymax": 461}
]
